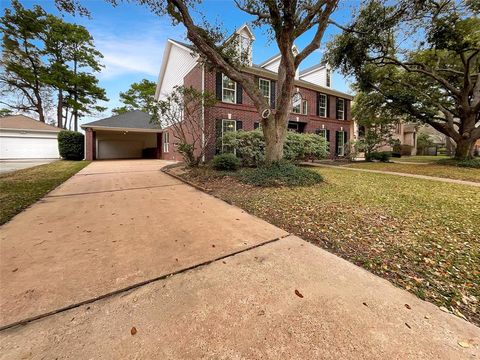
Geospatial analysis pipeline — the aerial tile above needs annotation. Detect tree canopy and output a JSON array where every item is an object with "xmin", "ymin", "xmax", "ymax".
[
  {"xmin": 112, "ymin": 79, "xmax": 159, "ymax": 120},
  {"xmin": 0, "ymin": 0, "xmax": 107, "ymax": 128},
  {"xmin": 327, "ymin": 0, "xmax": 480, "ymax": 159}
]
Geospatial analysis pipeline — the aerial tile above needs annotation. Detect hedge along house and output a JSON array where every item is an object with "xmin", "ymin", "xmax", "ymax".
[
  {"xmin": 81, "ymin": 111, "xmax": 163, "ymax": 160},
  {"xmin": 155, "ymin": 24, "xmax": 354, "ymax": 161}
]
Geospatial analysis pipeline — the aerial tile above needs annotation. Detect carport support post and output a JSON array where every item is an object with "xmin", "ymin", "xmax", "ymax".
[{"xmin": 85, "ymin": 128, "xmax": 96, "ymax": 161}]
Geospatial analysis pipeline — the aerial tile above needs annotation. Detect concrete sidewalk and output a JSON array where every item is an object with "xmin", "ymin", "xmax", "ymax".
[
  {"xmin": 0, "ymin": 160, "xmax": 478, "ymax": 359},
  {"xmin": 304, "ymin": 162, "xmax": 480, "ymax": 187}
]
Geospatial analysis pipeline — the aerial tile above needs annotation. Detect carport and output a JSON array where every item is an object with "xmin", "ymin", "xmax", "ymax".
[{"xmin": 81, "ymin": 110, "xmax": 163, "ymax": 160}]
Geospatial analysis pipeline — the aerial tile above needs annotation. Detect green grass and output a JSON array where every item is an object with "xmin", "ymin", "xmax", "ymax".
[
  {"xmin": 394, "ymin": 155, "xmax": 451, "ymax": 163},
  {"xmin": 346, "ymin": 161, "xmax": 480, "ymax": 182},
  {"xmin": 179, "ymin": 166, "xmax": 480, "ymax": 326},
  {"xmin": 0, "ymin": 160, "xmax": 90, "ymax": 225}
]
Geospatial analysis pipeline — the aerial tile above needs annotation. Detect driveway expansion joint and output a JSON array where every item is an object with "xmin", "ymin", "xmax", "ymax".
[
  {"xmin": 0, "ymin": 233, "xmax": 291, "ymax": 332},
  {"xmin": 45, "ymin": 183, "xmax": 185, "ymax": 198}
]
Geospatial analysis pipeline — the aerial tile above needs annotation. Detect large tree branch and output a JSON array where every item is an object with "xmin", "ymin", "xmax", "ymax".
[
  {"xmin": 167, "ymin": 0, "xmax": 268, "ymax": 110},
  {"xmin": 380, "ymin": 56, "xmax": 462, "ymax": 98},
  {"xmin": 295, "ymin": 0, "xmax": 338, "ymax": 67}
]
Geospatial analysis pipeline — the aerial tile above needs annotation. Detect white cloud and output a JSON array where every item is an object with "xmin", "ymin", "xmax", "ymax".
[{"xmin": 92, "ymin": 22, "xmax": 184, "ymax": 79}]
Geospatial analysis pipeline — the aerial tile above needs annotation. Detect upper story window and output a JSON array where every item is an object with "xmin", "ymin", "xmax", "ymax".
[
  {"xmin": 326, "ymin": 68, "xmax": 331, "ymax": 87},
  {"xmin": 336, "ymin": 98, "xmax": 345, "ymax": 120},
  {"xmin": 239, "ymin": 35, "xmax": 252, "ymax": 65},
  {"xmin": 222, "ymin": 74, "xmax": 236, "ymax": 104},
  {"xmin": 292, "ymin": 93, "xmax": 302, "ymax": 114},
  {"xmin": 259, "ymin": 78, "xmax": 270, "ymax": 100},
  {"xmin": 318, "ymin": 93, "xmax": 327, "ymax": 117}
]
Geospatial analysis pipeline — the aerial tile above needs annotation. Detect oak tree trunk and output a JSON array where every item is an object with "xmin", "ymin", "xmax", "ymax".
[{"xmin": 454, "ymin": 138, "xmax": 475, "ymax": 159}]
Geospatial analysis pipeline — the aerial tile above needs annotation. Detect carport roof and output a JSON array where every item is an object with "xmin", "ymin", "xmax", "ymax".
[{"xmin": 81, "ymin": 111, "xmax": 161, "ymax": 131}]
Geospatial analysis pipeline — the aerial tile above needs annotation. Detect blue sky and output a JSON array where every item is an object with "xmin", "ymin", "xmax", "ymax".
[{"xmin": 2, "ymin": 0, "xmax": 357, "ymax": 126}]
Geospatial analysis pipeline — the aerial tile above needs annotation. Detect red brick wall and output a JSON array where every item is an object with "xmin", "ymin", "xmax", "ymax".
[
  {"xmin": 85, "ymin": 128, "xmax": 96, "ymax": 161},
  {"xmin": 162, "ymin": 66, "xmax": 353, "ymax": 161}
]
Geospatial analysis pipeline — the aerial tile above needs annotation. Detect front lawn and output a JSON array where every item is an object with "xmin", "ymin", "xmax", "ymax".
[
  {"xmin": 0, "ymin": 160, "xmax": 90, "ymax": 225},
  {"xmin": 394, "ymin": 155, "xmax": 451, "ymax": 163},
  {"xmin": 346, "ymin": 161, "xmax": 480, "ymax": 183},
  {"xmin": 176, "ymin": 166, "xmax": 480, "ymax": 326}
]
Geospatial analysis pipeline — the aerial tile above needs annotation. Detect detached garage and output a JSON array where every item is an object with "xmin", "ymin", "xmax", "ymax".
[
  {"xmin": 81, "ymin": 111, "xmax": 163, "ymax": 161},
  {"xmin": 0, "ymin": 115, "xmax": 61, "ymax": 159}
]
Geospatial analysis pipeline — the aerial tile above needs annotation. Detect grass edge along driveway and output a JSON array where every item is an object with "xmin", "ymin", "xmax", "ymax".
[
  {"xmin": 0, "ymin": 160, "xmax": 90, "ymax": 225},
  {"xmin": 177, "ymin": 166, "xmax": 480, "ymax": 327}
]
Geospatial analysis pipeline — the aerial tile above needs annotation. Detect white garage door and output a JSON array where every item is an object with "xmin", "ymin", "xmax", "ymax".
[
  {"xmin": 0, "ymin": 136, "xmax": 59, "ymax": 159},
  {"xmin": 97, "ymin": 140, "xmax": 143, "ymax": 159}
]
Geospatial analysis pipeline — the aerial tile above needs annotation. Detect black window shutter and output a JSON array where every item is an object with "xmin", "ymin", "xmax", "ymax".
[
  {"xmin": 270, "ymin": 80, "xmax": 276, "ymax": 108},
  {"xmin": 236, "ymin": 82, "xmax": 243, "ymax": 104},
  {"xmin": 326, "ymin": 95, "xmax": 330, "ymax": 118},
  {"xmin": 254, "ymin": 122, "xmax": 260, "ymax": 130},
  {"xmin": 316, "ymin": 93, "xmax": 320, "ymax": 116},
  {"xmin": 336, "ymin": 98, "xmax": 340, "ymax": 120},
  {"xmin": 335, "ymin": 131, "xmax": 339, "ymax": 155},
  {"xmin": 326, "ymin": 129, "xmax": 330, "ymax": 141},
  {"xmin": 216, "ymin": 72, "xmax": 222, "ymax": 101},
  {"xmin": 215, "ymin": 119, "xmax": 222, "ymax": 154},
  {"xmin": 344, "ymin": 131, "xmax": 348, "ymax": 144},
  {"xmin": 236, "ymin": 120, "xmax": 243, "ymax": 131}
]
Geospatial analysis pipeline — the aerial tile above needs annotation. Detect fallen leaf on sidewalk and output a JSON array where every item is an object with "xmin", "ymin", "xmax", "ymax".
[
  {"xmin": 458, "ymin": 341, "xmax": 470, "ymax": 348},
  {"xmin": 295, "ymin": 290, "xmax": 303, "ymax": 298},
  {"xmin": 362, "ymin": 302, "xmax": 368, "ymax": 307},
  {"xmin": 131, "ymin": 327, "xmax": 137, "ymax": 335},
  {"xmin": 405, "ymin": 304, "xmax": 411, "ymax": 309},
  {"xmin": 405, "ymin": 322, "xmax": 411, "ymax": 329}
]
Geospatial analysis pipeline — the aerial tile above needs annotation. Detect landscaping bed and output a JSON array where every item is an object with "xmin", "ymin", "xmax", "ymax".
[
  {"xmin": 345, "ymin": 161, "xmax": 480, "ymax": 183},
  {"xmin": 172, "ymin": 165, "xmax": 480, "ymax": 326},
  {"xmin": 0, "ymin": 160, "xmax": 90, "ymax": 225}
]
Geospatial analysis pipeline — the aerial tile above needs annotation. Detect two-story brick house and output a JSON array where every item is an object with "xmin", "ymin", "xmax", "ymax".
[{"xmin": 155, "ymin": 24, "xmax": 354, "ymax": 162}]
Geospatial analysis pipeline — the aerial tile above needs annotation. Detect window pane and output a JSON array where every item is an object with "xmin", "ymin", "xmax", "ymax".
[
  {"xmin": 222, "ymin": 75, "xmax": 235, "ymax": 90},
  {"xmin": 222, "ymin": 120, "xmax": 237, "ymax": 153},
  {"xmin": 259, "ymin": 79, "xmax": 270, "ymax": 99},
  {"xmin": 302, "ymin": 100, "xmax": 308, "ymax": 115},
  {"xmin": 292, "ymin": 93, "xmax": 302, "ymax": 113},
  {"xmin": 318, "ymin": 94, "xmax": 326, "ymax": 117},
  {"xmin": 337, "ymin": 99, "xmax": 345, "ymax": 120},
  {"xmin": 223, "ymin": 89, "xmax": 235, "ymax": 103}
]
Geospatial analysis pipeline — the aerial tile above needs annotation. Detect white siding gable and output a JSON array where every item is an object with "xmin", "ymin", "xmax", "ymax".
[
  {"xmin": 299, "ymin": 65, "xmax": 331, "ymax": 87},
  {"xmin": 155, "ymin": 40, "xmax": 199, "ymax": 101}
]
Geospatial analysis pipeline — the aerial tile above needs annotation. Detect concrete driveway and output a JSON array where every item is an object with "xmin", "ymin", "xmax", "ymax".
[
  {"xmin": 0, "ymin": 160, "xmax": 478, "ymax": 359},
  {"xmin": 0, "ymin": 159, "xmax": 55, "ymax": 174}
]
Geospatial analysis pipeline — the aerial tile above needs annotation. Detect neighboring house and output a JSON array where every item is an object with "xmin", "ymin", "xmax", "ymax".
[
  {"xmin": 82, "ymin": 111, "xmax": 162, "ymax": 160},
  {"xmin": 0, "ymin": 115, "xmax": 61, "ymax": 159},
  {"xmin": 374, "ymin": 122, "xmax": 418, "ymax": 155},
  {"xmin": 155, "ymin": 24, "xmax": 354, "ymax": 161}
]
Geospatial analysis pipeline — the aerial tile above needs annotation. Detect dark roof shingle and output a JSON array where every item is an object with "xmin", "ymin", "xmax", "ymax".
[{"xmin": 81, "ymin": 110, "xmax": 161, "ymax": 130}]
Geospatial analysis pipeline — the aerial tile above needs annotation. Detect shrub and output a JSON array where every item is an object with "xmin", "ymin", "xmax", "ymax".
[
  {"xmin": 58, "ymin": 130, "xmax": 84, "ymax": 160},
  {"xmin": 222, "ymin": 130, "xmax": 265, "ymax": 166},
  {"xmin": 212, "ymin": 153, "xmax": 241, "ymax": 171},
  {"xmin": 235, "ymin": 161, "xmax": 323, "ymax": 187},
  {"xmin": 366, "ymin": 151, "xmax": 391, "ymax": 162},
  {"xmin": 222, "ymin": 130, "xmax": 329, "ymax": 166}
]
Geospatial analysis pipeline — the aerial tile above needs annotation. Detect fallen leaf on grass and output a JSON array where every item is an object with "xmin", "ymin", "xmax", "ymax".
[
  {"xmin": 131, "ymin": 327, "xmax": 137, "ymax": 336},
  {"xmin": 295, "ymin": 290, "xmax": 304, "ymax": 298}
]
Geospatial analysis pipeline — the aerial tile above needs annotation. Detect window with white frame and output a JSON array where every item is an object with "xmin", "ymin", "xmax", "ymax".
[
  {"xmin": 318, "ymin": 93, "xmax": 327, "ymax": 117},
  {"xmin": 163, "ymin": 132, "xmax": 170, "ymax": 153},
  {"xmin": 292, "ymin": 93, "xmax": 302, "ymax": 114},
  {"xmin": 337, "ymin": 130, "xmax": 345, "ymax": 156},
  {"xmin": 326, "ymin": 68, "xmax": 331, "ymax": 87},
  {"xmin": 259, "ymin": 78, "xmax": 270, "ymax": 101},
  {"xmin": 302, "ymin": 100, "xmax": 308, "ymax": 115},
  {"xmin": 336, "ymin": 98, "xmax": 345, "ymax": 120},
  {"xmin": 317, "ymin": 129, "xmax": 328, "ymax": 150},
  {"xmin": 222, "ymin": 119, "xmax": 237, "ymax": 153},
  {"xmin": 238, "ymin": 35, "xmax": 252, "ymax": 64},
  {"xmin": 222, "ymin": 74, "xmax": 236, "ymax": 103}
]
